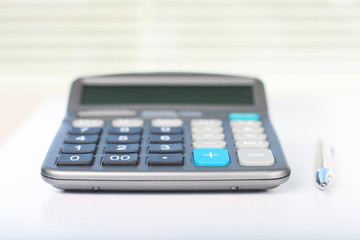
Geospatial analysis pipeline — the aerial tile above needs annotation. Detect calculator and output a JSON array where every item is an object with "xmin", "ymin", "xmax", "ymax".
[{"xmin": 41, "ymin": 72, "xmax": 290, "ymax": 191}]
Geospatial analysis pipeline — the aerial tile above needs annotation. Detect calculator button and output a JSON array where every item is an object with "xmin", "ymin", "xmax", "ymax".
[
  {"xmin": 191, "ymin": 119, "xmax": 222, "ymax": 127},
  {"xmin": 193, "ymin": 149, "xmax": 230, "ymax": 166},
  {"xmin": 105, "ymin": 144, "xmax": 139, "ymax": 153},
  {"xmin": 57, "ymin": 154, "xmax": 93, "ymax": 166},
  {"xmin": 237, "ymin": 149, "xmax": 275, "ymax": 166},
  {"xmin": 149, "ymin": 143, "xmax": 183, "ymax": 153},
  {"xmin": 107, "ymin": 134, "xmax": 141, "ymax": 143},
  {"xmin": 150, "ymin": 134, "xmax": 183, "ymax": 143},
  {"xmin": 65, "ymin": 135, "xmax": 99, "ymax": 144},
  {"xmin": 192, "ymin": 133, "xmax": 225, "ymax": 141},
  {"xmin": 233, "ymin": 133, "xmax": 267, "ymax": 141},
  {"xmin": 193, "ymin": 141, "xmax": 226, "ymax": 149},
  {"xmin": 109, "ymin": 127, "xmax": 142, "ymax": 135},
  {"xmin": 151, "ymin": 119, "xmax": 183, "ymax": 127},
  {"xmin": 230, "ymin": 120, "xmax": 262, "ymax": 127},
  {"xmin": 191, "ymin": 126, "xmax": 223, "ymax": 134},
  {"xmin": 150, "ymin": 127, "xmax": 183, "ymax": 135},
  {"xmin": 72, "ymin": 119, "xmax": 104, "ymax": 128},
  {"xmin": 102, "ymin": 154, "xmax": 138, "ymax": 166},
  {"xmin": 228, "ymin": 113, "xmax": 260, "ymax": 121},
  {"xmin": 112, "ymin": 118, "xmax": 144, "ymax": 127},
  {"xmin": 232, "ymin": 126, "xmax": 264, "ymax": 134},
  {"xmin": 69, "ymin": 127, "xmax": 102, "ymax": 135},
  {"xmin": 235, "ymin": 140, "xmax": 269, "ymax": 149},
  {"xmin": 148, "ymin": 154, "xmax": 183, "ymax": 166},
  {"xmin": 61, "ymin": 144, "xmax": 96, "ymax": 154}
]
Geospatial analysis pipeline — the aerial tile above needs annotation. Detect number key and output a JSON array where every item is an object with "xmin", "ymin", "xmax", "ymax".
[
  {"xmin": 61, "ymin": 144, "xmax": 96, "ymax": 153},
  {"xmin": 107, "ymin": 134, "xmax": 140, "ymax": 143},
  {"xmin": 65, "ymin": 135, "xmax": 99, "ymax": 144},
  {"xmin": 149, "ymin": 143, "xmax": 183, "ymax": 153},
  {"xmin": 150, "ymin": 127, "xmax": 183, "ymax": 135},
  {"xmin": 109, "ymin": 127, "xmax": 142, "ymax": 135},
  {"xmin": 150, "ymin": 134, "xmax": 182, "ymax": 143},
  {"xmin": 57, "ymin": 153, "xmax": 93, "ymax": 166},
  {"xmin": 68, "ymin": 127, "xmax": 102, "ymax": 135},
  {"xmin": 105, "ymin": 144, "xmax": 139, "ymax": 153}
]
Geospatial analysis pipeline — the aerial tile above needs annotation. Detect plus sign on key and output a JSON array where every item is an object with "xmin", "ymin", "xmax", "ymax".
[{"xmin": 193, "ymin": 148, "xmax": 230, "ymax": 166}]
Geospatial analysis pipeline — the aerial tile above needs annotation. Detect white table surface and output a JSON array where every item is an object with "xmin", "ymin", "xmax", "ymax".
[{"xmin": 1, "ymin": 96, "xmax": 359, "ymax": 240}]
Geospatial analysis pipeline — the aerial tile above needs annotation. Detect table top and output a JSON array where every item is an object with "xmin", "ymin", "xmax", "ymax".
[{"xmin": 1, "ymin": 96, "xmax": 359, "ymax": 239}]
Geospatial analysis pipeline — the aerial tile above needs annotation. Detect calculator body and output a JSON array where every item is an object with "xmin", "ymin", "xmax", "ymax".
[{"xmin": 41, "ymin": 73, "xmax": 290, "ymax": 191}]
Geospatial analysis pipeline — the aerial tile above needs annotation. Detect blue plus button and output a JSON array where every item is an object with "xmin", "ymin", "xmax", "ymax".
[
  {"xmin": 228, "ymin": 113, "xmax": 260, "ymax": 121},
  {"xmin": 193, "ymin": 149, "xmax": 230, "ymax": 166}
]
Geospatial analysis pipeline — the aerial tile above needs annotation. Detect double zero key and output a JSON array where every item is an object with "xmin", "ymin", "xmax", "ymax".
[{"xmin": 102, "ymin": 154, "xmax": 139, "ymax": 166}]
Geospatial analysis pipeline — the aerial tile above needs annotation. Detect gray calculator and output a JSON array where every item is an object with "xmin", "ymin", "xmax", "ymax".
[{"xmin": 41, "ymin": 72, "xmax": 290, "ymax": 191}]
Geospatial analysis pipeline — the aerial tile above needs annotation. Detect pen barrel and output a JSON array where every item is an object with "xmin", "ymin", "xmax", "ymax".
[{"xmin": 316, "ymin": 140, "xmax": 333, "ymax": 170}]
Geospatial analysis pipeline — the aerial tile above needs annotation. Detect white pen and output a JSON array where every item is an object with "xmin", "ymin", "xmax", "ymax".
[{"xmin": 315, "ymin": 140, "xmax": 334, "ymax": 190}]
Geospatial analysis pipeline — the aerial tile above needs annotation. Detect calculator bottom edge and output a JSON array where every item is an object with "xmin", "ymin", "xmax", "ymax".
[{"xmin": 42, "ymin": 175, "xmax": 290, "ymax": 191}]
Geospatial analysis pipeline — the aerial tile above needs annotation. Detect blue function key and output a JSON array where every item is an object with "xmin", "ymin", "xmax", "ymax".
[
  {"xmin": 69, "ymin": 127, "xmax": 102, "ymax": 135},
  {"xmin": 57, "ymin": 153, "xmax": 93, "ymax": 166},
  {"xmin": 150, "ymin": 134, "xmax": 183, "ymax": 143},
  {"xmin": 149, "ymin": 143, "xmax": 183, "ymax": 153},
  {"xmin": 148, "ymin": 154, "xmax": 184, "ymax": 166},
  {"xmin": 107, "ymin": 134, "xmax": 141, "ymax": 144},
  {"xmin": 102, "ymin": 154, "xmax": 139, "ymax": 166},
  {"xmin": 228, "ymin": 113, "xmax": 260, "ymax": 121},
  {"xmin": 65, "ymin": 135, "xmax": 99, "ymax": 144},
  {"xmin": 150, "ymin": 127, "xmax": 183, "ymax": 135},
  {"xmin": 105, "ymin": 144, "xmax": 139, "ymax": 153},
  {"xmin": 193, "ymin": 148, "xmax": 230, "ymax": 166},
  {"xmin": 61, "ymin": 144, "xmax": 96, "ymax": 154},
  {"xmin": 109, "ymin": 127, "xmax": 142, "ymax": 135}
]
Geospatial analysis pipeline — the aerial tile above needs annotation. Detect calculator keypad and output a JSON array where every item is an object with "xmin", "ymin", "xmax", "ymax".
[
  {"xmin": 56, "ymin": 115, "xmax": 275, "ymax": 168},
  {"xmin": 230, "ymin": 115, "xmax": 274, "ymax": 167},
  {"xmin": 57, "ymin": 125, "xmax": 103, "ymax": 166}
]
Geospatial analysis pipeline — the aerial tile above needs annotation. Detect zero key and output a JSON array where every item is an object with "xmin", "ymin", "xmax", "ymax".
[{"xmin": 57, "ymin": 153, "xmax": 93, "ymax": 166}]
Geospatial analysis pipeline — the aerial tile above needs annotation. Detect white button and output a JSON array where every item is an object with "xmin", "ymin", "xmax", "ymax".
[
  {"xmin": 233, "ymin": 133, "xmax": 267, "ymax": 141},
  {"xmin": 235, "ymin": 140, "xmax": 269, "ymax": 149},
  {"xmin": 191, "ymin": 119, "xmax": 222, "ymax": 127},
  {"xmin": 193, "ymin": 141, "xmax": 226, "ymax": 149},
  {"xmin": 151, "ymin": 119, "xmax": 183, "ymax": 127},
  {"xmin": 112, "ymin": 118, "xmax": 144, "ymax": 127},
  {"xmin": 72, "ymin": 119, "xmax": 104, "ymax": 127},
  {"xmin": 230, "ymin": 121, "xmax": 262, "ymax": 127},
  {"xmin": 192, "ymin": 133, "xmax": 225, "ymax": 141},
  {"xmin": 237, "ymin": 149, "xmax": 275, "ymax": 166},
  {"xmin": 191, "ymin": 126, "xmax": 224, "ymax": 133},
  {"xmin": 232, "ymin": 126, "xmax": 264, "ymax": 134}
]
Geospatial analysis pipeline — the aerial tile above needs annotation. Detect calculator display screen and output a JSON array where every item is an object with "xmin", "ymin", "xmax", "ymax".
[{"xmin": 81, "ymin": 86, "xmax": 254, "ymax": 105}]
